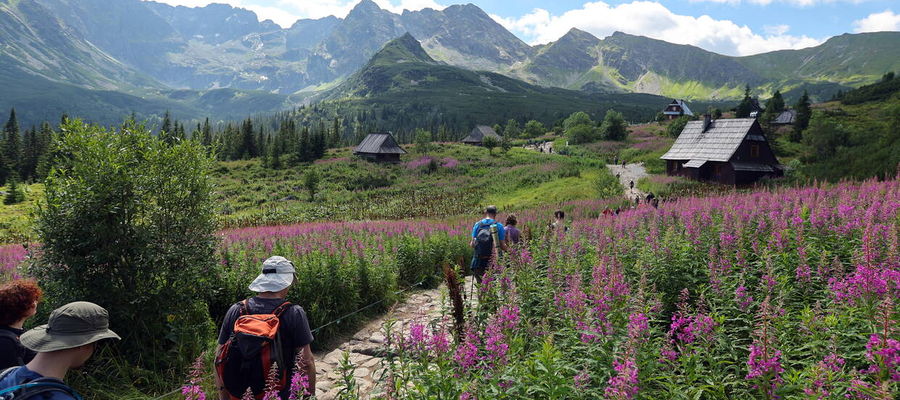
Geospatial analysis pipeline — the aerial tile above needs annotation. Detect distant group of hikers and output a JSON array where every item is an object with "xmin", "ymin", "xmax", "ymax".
[
  {"xmin": 468, "ymin": 205, "xmax": 567, "ymax": 283},
  {"xmin": 0, "ymin": 206, "xmax": 572, "ymax": 399}
]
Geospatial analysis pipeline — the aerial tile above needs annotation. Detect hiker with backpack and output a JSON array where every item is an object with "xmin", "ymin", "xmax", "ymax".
[
  {"xmin": 215, "ymin": 256, "xmax": 315, "ymax": 400},
  {"xmin": 470, "ymin": 206, "xmax": 508, "ymax": 284},
  {"xmin": 0, "ymin": 301, "xmax": 120, "ymax": 400},
  {"xmin": 0, "ymin": 280, "xmax": 43, "ymax": 369}
]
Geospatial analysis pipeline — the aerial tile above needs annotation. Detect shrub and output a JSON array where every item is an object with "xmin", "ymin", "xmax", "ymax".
[
  {"xmin": 599, "ymin": 110, "xmax": 628, "ymax": 141},
  {"xmin": 29, "ymin": 120, "xmax": 218, "ymax": 373}
]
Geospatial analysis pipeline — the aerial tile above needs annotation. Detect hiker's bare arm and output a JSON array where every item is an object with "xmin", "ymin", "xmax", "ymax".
[
  {"xmin": 215, "ymin": 344, "xmax": 228, "ymax": 400},
  {"xmin": 500, "ymin": 239, "xmax": 510, "ymax": 252},
  {"xmin": 469, "ymin": 238, "xmax": 475, "ymax": 247},
  {"xmin": 300, "ymin": 345, "xmax": 316, "ymax": 393}
]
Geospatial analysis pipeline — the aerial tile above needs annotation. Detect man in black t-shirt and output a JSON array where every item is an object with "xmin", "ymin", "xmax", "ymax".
[{"xmin": 215, "ymin": 256, "xmax": 315, "ymax": 400}]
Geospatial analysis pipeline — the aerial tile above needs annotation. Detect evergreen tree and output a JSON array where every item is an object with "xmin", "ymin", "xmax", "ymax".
[
  {"xmin": 736, "ymin": 85, "xmax": 754, "ymax": 118},
  {"xmin": 298, "ymin": 127, "xmax": 311, "ymax": 162},
  {"xmin": 331, "ymin": 117, "xmax": 341, "ymax": 148},
  {"xmin": 201, "ymin": 118, "xmax": 212, "ymax": 147},
  {"xmin": 160, "ymin": 110, "xmax": 173, "ymax": 143},
  {"xmin": 303, "ymin": 169, "xmax": 320, "ymax": 202},
  {"xmin": 34, "ymin": 122, "xmax": 54, "ymax": 180},
  {"xmin": 4, "ymin": 108, "xmax": 20, "ymax": 173},
  {"xmin": 3, "ymin": 173, "xmax": 24, "ymax": 205},
  {"xmin": 792, "ymin": 90, "xmax": 812, "ymax": 142},
  {"xmin": 240, "ymin": 118, "xmax": 257, "ymax": 159},
  {"xmin": 767, "ymin": 90, "xmax": 785, "ymax": 113},
  {"xmin": 0, "ymin": 147, "xmax": 8, "ymax": 186}
]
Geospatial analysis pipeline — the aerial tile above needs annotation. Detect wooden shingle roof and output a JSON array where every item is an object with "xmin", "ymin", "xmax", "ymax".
[
  {"xmin": 661, "ymin": 118, "xmax": 758, "ymax": 162},
  {"xmin": 772, "ymin": 109, "xmax": 797, "ymax": 125},
  {"xmin": 461, "ymin": 125, "xmax": 501, "ymax": 143},
  {"xmin": 354, "ymin": 132, "xmax": 406, "ymax": 155}
]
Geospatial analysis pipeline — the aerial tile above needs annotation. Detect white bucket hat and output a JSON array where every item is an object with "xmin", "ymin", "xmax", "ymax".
[{"xmin": 248, "ymin": 256, "xmax": 296, "ymax": 292}]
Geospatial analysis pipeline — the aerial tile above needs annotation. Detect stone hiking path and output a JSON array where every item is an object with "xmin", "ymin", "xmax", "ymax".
[
  {"xmin": 607, "ymin": 162, "xmax": 649, "ymax": 200},
  {"xmin": 313, "ymin": 278, "xmax": 475, "ymax": 399}
]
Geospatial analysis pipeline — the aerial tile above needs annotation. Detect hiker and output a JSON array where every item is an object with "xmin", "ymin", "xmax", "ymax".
[
  {"xmin": 550, "ymin": 210, "xmax": 568, "ymax": 233},
  {"xmin": 0, "ymin": 301, "xmax": 120, "ymax": 399},
  {"xmin": 505, "ymin": 215, "xmax": 521, "ymax": 245},
  {"xmin": 215, "ymin": 256, "xmax": 315, "ymax": 400},
  {"xmin": 613, "ymin": 155, "xmax": 618, "ymax": 165},
  {"xmin": 622, "ymin": 160, "xmax": 626, "ymax": 168},
  {"xmin": 629, "ymin": 180, "xmax": 634, "ymax": 190},
  {"xmin": 470, "ymin": 206, "xmax": 508, "ymax": 284},
  {"xmin": 0, "ymin": 280, "xmax": 42, "ymax": 369}
]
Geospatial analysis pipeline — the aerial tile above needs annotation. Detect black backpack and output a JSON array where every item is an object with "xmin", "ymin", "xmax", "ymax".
[
  {"xmin": 0, "ymin": 367, "xmax": 82, "ymax": 400},
  {"xmin": 474, "ymin": 222, "xmax": 495, "ymax": 259},
  {"xmin": 215, "ymin": 300, "xmax": 292, "ymax": 400}
]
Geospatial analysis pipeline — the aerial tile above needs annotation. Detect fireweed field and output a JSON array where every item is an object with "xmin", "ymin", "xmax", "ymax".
[
  {"xmin": 377, "ymin": 178, "xmax": 899, "ymax": 399},
  {"xmin": 1, "ymin": 179, "xmax": 897, "ymax": 399}
]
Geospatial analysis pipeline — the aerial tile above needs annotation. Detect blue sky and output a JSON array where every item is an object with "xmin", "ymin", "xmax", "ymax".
[{"xmin": 150, "ymin": 0, "xmax": 900, "ymax": 56}]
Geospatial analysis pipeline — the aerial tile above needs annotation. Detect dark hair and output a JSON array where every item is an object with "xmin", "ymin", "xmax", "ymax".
[
  {"xmin": 485, "ymin": 205, "xmax": 498, "ymax": 216},
  {"xmin": 554, "ymin": 210, "xmax": 565, "ymax": 219},
  {"xmin": 0, "ymin": 280, "xmax": 43, "ymax": 326},
  {"xmin": 505, "ymin": 215, "xmax": 517, "ymax": 226}
]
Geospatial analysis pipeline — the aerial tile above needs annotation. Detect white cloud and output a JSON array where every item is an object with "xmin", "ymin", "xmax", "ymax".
[
  {"xmin": 764, "ymin": 24, "xmax": 790, "ymax": 35},
  {"xmin": 492, "ymin": 1, "xmax": 822, "ymax": 56},
  {"xmin": 853, "ymin": 10, "xmax": 900, "ymax": 32},
  {"xmin": 145, "ymin": 0, "xmax": 444, "ymax": 27},
  {"xmin": 688, "ymin": 0, "xmax": 870, "ymax": 6}
]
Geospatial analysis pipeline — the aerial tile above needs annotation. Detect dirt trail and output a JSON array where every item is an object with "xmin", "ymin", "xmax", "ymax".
[
  {"xmin": 607, "ymin": 163, "xmax": 650, "ymax": 200},
  {"xmin": 313, "ymin": 277, "xmax": 475, "ymax": 399}
]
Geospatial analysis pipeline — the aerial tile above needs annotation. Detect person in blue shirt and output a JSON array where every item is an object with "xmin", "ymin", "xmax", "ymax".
[
  {"xmin": 470, "ymin": 205, "xmax": 509, "ymax": 284},
  {"xmin": 0, "ymin": 301, "xmax": 120, "ymax": 400}
]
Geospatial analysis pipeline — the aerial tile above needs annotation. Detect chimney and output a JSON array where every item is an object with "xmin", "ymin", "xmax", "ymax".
[{"xmin": 702, "ymin": 114, "xmax": 712, "ymax": 132}]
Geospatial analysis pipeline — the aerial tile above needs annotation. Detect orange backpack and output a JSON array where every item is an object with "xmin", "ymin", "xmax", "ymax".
[{"xmin": 215, "ymin": 300, "xmax": 292, "ymax": 399}]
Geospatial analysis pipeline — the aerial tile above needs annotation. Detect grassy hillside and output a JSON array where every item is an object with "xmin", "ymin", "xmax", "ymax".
[{"xmin": 0, "ymin": 143, "xmax": 622, "ymax": 243}]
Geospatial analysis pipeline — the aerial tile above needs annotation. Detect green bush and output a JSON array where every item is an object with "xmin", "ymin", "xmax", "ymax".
[{"xmin": 29, "ymin": 120, "xmax": 218, "ymax": 374}]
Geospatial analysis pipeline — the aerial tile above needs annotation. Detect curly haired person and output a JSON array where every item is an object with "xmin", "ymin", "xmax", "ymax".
[{"xmin": 0, "ymin": 280, "xmax": 43, "ymax": 369}]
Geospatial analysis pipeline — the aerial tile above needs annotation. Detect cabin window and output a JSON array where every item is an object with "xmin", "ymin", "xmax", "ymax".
[{"xmin": 750, "ymin": 144, "xmax": 760, "ymax": 158}]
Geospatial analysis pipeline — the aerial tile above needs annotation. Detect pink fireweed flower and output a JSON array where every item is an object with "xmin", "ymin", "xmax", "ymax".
[
  {"xmin": 459, "ymin": 391, "xmax": 475, "ymax": 400},
  {"xmin": 497, "ymin": 305, "xmax": 520, "ymax": 331},
  {"xmin": 454, "ymin": 327, "xmax": 480, "ymax": 371},
  {"xmin": 829, "ymin": 264, "xmax": 900, "ymax": 305},
  {"xmin": 288, "ymin": 370, "xmax": 310, "ymax": 400},
  {"xmin": 865, "ymin": 334, "xmax": 900, "ymax": 382},
  {"xmin": 574, "ymin": 370, "xmax": 591, "ymax": 390},
  {"xmin": 484, "ymin": 323, "xmax": 508, "ymax": 366},
  {"xmin": 735, "ymin": 285, "xmax": 753, "ymax": 311},
  {"xmin": 627, "ymin": 313, "xmax": 649, "ymax": 341},
  {"xmin": 746, "ymin": 345, "xmax": 784, "ymax": 397},
  {"xmin": 429, "ymin": 327, "xmax": 450, "ymax": 354},
  {"xmin": 181, "ymin": 354, "xmax": 206, "ymax": 400},
  {"xmin": 605, "ymin": 356, "xmax": 639, "ymax": 400}
]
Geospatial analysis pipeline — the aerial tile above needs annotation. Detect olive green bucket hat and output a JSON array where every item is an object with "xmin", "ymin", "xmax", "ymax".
[{"xmin": 20, "ymin": 301, "xmax": 120, "ymax": 352}]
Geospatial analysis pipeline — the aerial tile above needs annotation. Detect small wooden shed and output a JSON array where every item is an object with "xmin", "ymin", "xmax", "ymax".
[
  {"xmin": 461, "ymin": 125, "xmax": 501, "ymax": 146},
  {"xmin": 354, "ymin": 132, "xmax": 406, "ymax": 162},
  {"xmin": 661, "ymin": 116, "xmax": 782, "ymax": 185}
]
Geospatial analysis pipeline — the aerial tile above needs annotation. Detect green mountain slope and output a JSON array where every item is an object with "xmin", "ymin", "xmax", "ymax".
[
  {"xmin": 323, "ymin": 34, "xmax": 671, "ymax": 124},
  {"xmin": 515, "ymin": 30, "xmax": 900, "ymax": 101}
]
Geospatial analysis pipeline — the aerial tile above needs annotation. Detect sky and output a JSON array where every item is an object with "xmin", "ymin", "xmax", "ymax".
[{"xmin": 147, "ymin": 0, "xmax": 900, "ymax": 56}]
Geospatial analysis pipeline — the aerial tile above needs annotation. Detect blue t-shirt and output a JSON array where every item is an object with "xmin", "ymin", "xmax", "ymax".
[
  {"xmin": 0, "ymin": 366, "xmax": 78, "ymax": 399},
  {"xmin": 472, "ymin": 218, "xmax": 505, "ymax": 241}
]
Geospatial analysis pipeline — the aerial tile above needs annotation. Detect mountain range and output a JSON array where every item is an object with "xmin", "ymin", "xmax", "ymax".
[{"xmin": 1, "ymin": 0, "xmax": 899, "ymax": 126}]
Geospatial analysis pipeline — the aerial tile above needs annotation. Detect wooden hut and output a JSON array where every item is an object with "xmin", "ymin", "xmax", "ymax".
[
  {"xmin": 770, "ymin": 109, "xmax": 797, "ymax": 126},
  {"xmin": 461, "ymin": 125, "xmax": 501, "ymax": 146},
  {"xmin": 661, "ymin": 116, "xmax": 782, "ymax": 185},
  {"xmin": 354, "ymin": 132, "xmax": 406, "ymax": 162},
  {"xmin": 662, "ymin": 99, "xmax": 693, "ymax": 120}
]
